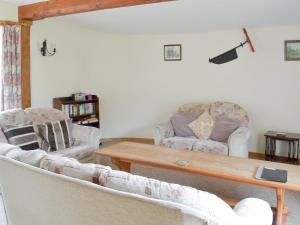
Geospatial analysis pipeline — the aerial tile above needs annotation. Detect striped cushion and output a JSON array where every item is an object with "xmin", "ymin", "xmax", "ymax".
[
  {"xmin": 2, "ymin": 123, "xmax": 40, "ymax": 150},
  {"xmin": 38, "ymin": 119, "xmax": 72, "ymax": 151}
]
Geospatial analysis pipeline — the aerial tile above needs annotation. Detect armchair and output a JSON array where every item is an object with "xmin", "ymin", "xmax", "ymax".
[
  {"xmin": 0, "ymin": 108, "xmax": 101, "ymax": 163},
  {"xmin": 153, "ymin": 102, "xmax": 250, "ymax": 158}
]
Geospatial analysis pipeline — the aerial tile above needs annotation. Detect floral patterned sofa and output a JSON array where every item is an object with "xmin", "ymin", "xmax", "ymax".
[
  {"xmin": 0, "ymin": 108, "xmax": 101, "ymax": 162},
  {"xmin": 0, "ymin": 145, "xmax": 273, "ymax": 225},
  {"xmin": 153, "ymin": 102, "xmax": 250, "ymax": 158}
]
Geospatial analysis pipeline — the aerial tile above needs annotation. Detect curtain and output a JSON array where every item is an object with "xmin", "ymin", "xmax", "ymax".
[{"xmin": 1, "ymin": 25, "xmax": 21, "ymax": 111}]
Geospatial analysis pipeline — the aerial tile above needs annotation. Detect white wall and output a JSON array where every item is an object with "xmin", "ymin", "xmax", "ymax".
[
  {"xmin": 0, "ymin": 1, "xmax": 17, "ymax": 20},
  {"xmin": 29, "ymin": 18, "xmax": 300, "ymax": 155}
]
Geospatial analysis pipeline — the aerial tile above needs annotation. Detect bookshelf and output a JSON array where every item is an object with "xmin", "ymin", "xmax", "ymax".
[{"xmin": 53, "ymin": 95, "xmax": 100, "ymax": 128}]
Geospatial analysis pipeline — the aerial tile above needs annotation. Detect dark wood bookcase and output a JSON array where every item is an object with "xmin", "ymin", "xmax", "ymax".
[{"xmin": 53, "ymin": 95, "xmax": 100, "ymax": 128}]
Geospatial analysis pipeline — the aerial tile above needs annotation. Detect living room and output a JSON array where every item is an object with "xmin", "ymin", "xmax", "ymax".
[{"xmin": 0, "ymin": 0, "xmax": 300, "ymax": 225}]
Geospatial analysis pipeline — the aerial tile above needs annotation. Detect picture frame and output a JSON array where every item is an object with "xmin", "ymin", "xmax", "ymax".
[
  {"xmin": 285, "ymin": 40, "xmax": 300, "ymax": 61},
  {"xmin": 164, "ymin": 44, "xmax": 182, "ymax": 61}
]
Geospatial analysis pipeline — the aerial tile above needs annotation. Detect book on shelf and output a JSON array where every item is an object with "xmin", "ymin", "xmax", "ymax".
[{"xmin": 62, "ymin": 103, "xmax": 96, "ymax": 117}]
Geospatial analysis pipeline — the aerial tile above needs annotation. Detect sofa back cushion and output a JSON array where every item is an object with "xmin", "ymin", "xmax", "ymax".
[
  {"xmin": 170, "ymin": 111, "xmax": 200, "ymax": 137},
  {"xmin": 40, "ymin": 155, "xmax": 111, "ymax": 184},
  {"xmin": 188, "ymin": 111, "xmax": 214, "ymax": 140},
  {"xmin": 177, "ymin": 102, "xmax": 249, "ymax": 128},
  {"xmin": 2, "ymin": 123, "xmax": 40, "ymax": 150},
  {"xmin": 25, "ymin": 108, "xmax": 69, "ymax": 124},
  {"xmin": 210, "ymin": 116, "xmax": 240, "ymax": 142},
  {"xmin": 37, "ymin": 119, "xmax": 72, "ymax": 151},
  {"xmin": 101, "ymin": 170, "xmax": 236, "ymax": 225},
  {"xmin": 0, "ymin": 109, "xmax": 29, "ymax": 127},
  {"xmin": 209, "ymin": 102, "xmax": 249, "ymax": 127}
]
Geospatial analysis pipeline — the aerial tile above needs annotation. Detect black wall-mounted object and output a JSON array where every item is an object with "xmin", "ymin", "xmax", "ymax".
[
  {"xmin": 209, "ymin": 28, "xmax": 255, "ymax": 65},
  {"xmin": 41, "ymin": 40, "xmax": 56, "ymax": 56}
]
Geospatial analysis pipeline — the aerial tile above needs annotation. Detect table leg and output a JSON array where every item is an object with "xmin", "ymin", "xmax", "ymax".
[
  {"xmin": 297, "ymin": 140, "xmax": 300, "ymax": 163},
  {"xmin": 265, "ymin": 137, "xmax": 269, "ymax": 160},
  {"xmin": 288, "ymin": 141, "xmax": 291, "ymax": 160},
  {"xmin": 111, "ymin": 158, "xmax": 131, "ymax": 172},
  {"xmin": 293, "ymin": 141, "xmax": 296, "ymax": 161},
  {"xmin": 271, "ymin": 139, "xmax": 276, "ymax": 161},
  {"xmin": 276, "ymin": 188, "xmax": 285, "ymax": 225}
]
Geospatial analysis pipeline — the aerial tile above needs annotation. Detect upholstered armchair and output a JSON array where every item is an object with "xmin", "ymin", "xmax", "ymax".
[
  {"xmin": 0, "ymin": 108, "xmax": 101, "ymax": 162},
  {"xmin": 153, "ymin": 102, "xmax": 250, "ymax": 158}
]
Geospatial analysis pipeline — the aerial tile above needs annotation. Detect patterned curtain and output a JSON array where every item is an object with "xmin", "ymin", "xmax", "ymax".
[{"xmin": 1, "ymin": 25, "xmax": 21, "ymax": 111}]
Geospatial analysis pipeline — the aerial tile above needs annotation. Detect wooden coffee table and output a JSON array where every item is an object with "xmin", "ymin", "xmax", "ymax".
[{"xmin": 96, "ymin": 142, "xmax": 300, "ymax": 225}]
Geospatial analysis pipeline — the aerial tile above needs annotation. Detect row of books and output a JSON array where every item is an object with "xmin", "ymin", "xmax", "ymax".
[
  {"xmin": 62, "ymin": 103, "xmax": 96, "ymax": 117},
  {"xmin": 73, "ymin": 117, "xmax": 99, "ymax": 125}
]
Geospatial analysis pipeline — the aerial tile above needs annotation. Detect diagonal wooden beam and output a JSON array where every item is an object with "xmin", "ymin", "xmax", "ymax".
[{"xmin": 19, "ymin": 0, "xmax": 175, "ymax": 21}]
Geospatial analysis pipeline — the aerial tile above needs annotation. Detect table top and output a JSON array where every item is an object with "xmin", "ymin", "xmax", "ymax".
[
  {"xmin": 265, "ymin": 131, "xmax": 300, "ymax": 141},
  {"xmin": 96, "ymin": 142, "xmax": 300, "ymax": 192}
]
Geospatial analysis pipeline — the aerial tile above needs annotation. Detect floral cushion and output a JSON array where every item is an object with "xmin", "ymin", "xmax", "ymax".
[
  {"xmin": 188, "ymin": 111, "xmax": 214, "ymax": 140},
  {"xmin": 40, "ymin": 155, "xmax": 111, "ymax": 184},
  {"xmin": 100, "ymin": 169, "xmax": 236, "ymax": 225},
  {"xmin": 160, "ymin": 136, "xmax": 197, "ymax": 150},
  {"xmin": 192, "ymin": 140, "xmax": 228, "ymax": 155},
  {"xmin": 209, "ymin": 102, "xmax": 249, "ymax": 127},
  {"xmin": 25, "ymin": 108, "xmax": 69, "ymax": 124},
  {"xmin": 0, "ymin": 109, "xmax": 30, "ymax": 127}
]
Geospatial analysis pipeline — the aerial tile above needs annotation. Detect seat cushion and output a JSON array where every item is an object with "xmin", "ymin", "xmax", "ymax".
[
  {"xmin": 192, "ymin": 139, "xmax": 228, "ymax": 155},
  {"xmin": 48, "ymin": 144, "xmax": 95, "ymax": 160},
  {"xmin": 160, "ymin": 136, "xmax": 197, "ymax": 150}
]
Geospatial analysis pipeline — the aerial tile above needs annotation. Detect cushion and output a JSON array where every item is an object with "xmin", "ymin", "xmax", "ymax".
[
  {"xmin": 2, "ymin": 123, "xmax": 40, "ymax": 150},
  {"xmin": 101, "ymin": 170, "xmax": 236, "ymax": 225},
  {"xmin": 37, "ymin": 119, "xmax": 72, "ymax": 151},
  {"xmin": 170, "ymin": 111, "xmax": 199, "ymax": 137},
  {"xmin": 40, "ymin": 155, "xmax": 111, "ymax": 184},
  {"xmin": 210, "ymin": 117, "xmax": 239, "ymax": 142},
  {"xmin": 188, "ymin": 111, "xmax": 214, "ymax": 140},
  {"xmin": 160, "ymin": 136, "xmax": 197, "ymax": 150},
  {"xmin": 192, "ymin": 139, "xmax": 229, "ymax": 155}
]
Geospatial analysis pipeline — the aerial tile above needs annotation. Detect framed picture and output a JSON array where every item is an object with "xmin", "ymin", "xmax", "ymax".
[
  {"xmin": 285, "ymin": 40, "xmax": 300, "ymax": 61},
  {"xmin": 164, "ymin": 44, "xmax": 182, "ymax": 61}
]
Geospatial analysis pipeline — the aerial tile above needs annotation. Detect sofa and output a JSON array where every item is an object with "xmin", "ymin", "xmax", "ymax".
[
  {"xmin": 0, "ymin": 108, "xmax": 101, "ymax": 162},
  {"xmin": 0, "ymin": 144, "xmax": 273, "ymax": 225},
  {"xmin": 153, "ymin": 102, "xmax": 250, "ymax": 158}
]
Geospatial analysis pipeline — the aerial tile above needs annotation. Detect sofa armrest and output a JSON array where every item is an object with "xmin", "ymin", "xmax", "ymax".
[
  {"xmin": 70, "ymin": 124, "xmax": 101, "ymax": 147},
  {"xmin": 152, "ymin": 121, "xmax": 174, "ymax": 145},
  {"xmin": 228, "ymin": 127, "xmax": 250, "ymax": 158},
  {"xmin": 233, "ymin": 198, "xmax": 273, "ymax": 225}
]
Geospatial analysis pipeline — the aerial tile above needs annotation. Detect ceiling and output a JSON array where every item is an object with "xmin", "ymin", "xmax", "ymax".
[{"xmin": 5, "ymin": 0, "xmax": 300, "ymax": 34}]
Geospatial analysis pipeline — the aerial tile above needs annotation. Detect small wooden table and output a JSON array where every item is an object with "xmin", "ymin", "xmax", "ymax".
[
  {"xmin": 96, "ymin": 142, "xmax": 300, "ymax": 225},
  {"xmin": 265, "ymin": 131, "xmax": 300, "ymax": 162}
]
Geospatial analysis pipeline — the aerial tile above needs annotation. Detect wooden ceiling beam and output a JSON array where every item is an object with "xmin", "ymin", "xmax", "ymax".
[{"xmin": 19, "ymin": 0, "xmax": 175, "ymax": 21}]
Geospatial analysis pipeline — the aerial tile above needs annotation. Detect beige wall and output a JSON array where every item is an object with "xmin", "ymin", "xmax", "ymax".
[
  {"xmin": 0, "ymin": 0, "xmax": 297, "ymax": 155},
  {"xmin": 29, "ymin": 18, "xmax": 300, "ymax": 155},
  {"xmin": 0, "ymin": 1, "xmax": 17, "ymax": 21}
]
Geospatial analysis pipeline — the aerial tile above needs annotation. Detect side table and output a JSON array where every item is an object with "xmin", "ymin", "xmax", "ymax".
[{"xmin": 265, "ymin": 131, "xmax": 300, "ymax": 163}]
